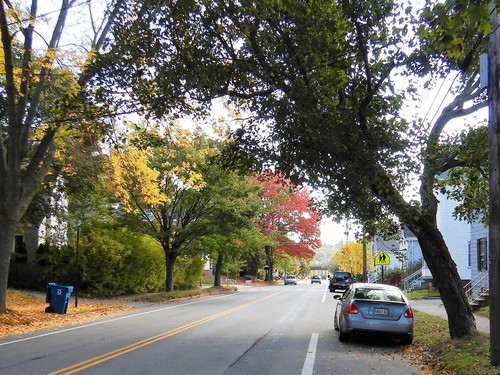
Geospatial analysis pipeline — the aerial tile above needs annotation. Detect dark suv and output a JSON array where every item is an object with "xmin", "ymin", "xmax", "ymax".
[{"xmin": 329, "ymin": 271, "xmax": 354, "ymax": 292}]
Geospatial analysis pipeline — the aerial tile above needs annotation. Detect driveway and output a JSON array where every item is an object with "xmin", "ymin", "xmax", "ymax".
[{"xmin": 411, "ymin": 298, "xmax": 489, "ymax": 334}]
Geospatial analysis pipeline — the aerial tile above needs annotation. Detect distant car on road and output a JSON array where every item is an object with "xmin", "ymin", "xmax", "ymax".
[
  {"xmin": 311, "ymin": 275, "xmax": 321, "ymax": 284},
  {"xmin": 333, "ymin": 283, "xmax": 414, "ymax": 345},
  {"xmin": 329, "ymin": 271, "xmax": 354, "ymax": 292},
  {"xmin": 284, "ymin": 275, "xmax": 297, "ymax": 285}
]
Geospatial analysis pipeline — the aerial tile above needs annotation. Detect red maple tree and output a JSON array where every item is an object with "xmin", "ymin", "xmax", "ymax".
[{"xmin": 252, "ymin": 172, "xmax": 322, "ymax": 261}]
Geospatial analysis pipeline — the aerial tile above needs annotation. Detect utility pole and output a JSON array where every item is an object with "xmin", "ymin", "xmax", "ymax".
[
  {"xmin": 488, "ymin": 1, "xmax": 500, "ymax": 366},
  {"xmin": 362, "ymin": 227, "xmax": 367, "ymax": 283},
  {"xmin": 264, "ymin": 245, "xmax": 273, "ymax": 282}
]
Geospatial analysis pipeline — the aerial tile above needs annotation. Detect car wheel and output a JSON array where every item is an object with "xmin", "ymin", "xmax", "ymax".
[
  {"xmin": 338, "ymin": 319, "xmax": 349, "ymax": 342},
  {"xmin": 338, "ymin": 329, "xmax": 349, "ymax": 342},
  {"xmin": 400, "ymin": 335, "xmax": 413, "ymax": 345}
]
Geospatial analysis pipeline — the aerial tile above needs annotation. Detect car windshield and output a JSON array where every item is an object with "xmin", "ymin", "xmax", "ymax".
[{"xmin": 353, "ymin": 288, "xmax": 404, "ymax": 302}]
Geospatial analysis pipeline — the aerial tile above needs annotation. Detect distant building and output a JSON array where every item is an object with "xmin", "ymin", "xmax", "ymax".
[
  {"xmin": 14, "ymin": 178, "xmax": 68, "ymax": 262},
  {"xmin": 470, "ymin": 221, "xmax": 488, "ymax": 279},
  {"xmin": 436, "ymin": 188, "xmax": 471, "ymax": 281},
  {"xmin": 396, "ymin": 187, "xmax": 473, "ymax": 288}
]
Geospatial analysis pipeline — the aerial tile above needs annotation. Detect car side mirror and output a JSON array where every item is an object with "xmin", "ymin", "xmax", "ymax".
[{"xmin": 333, "ymin": 295, "xmax": 341, "ymax": 300}]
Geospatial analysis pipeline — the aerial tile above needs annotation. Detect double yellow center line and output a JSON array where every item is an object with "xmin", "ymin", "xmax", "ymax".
[{"xmin": 49, "ymin": 291, "xmax": 282, "ymax": 374}]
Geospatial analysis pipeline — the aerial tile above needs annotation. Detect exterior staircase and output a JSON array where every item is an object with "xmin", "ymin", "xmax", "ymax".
[
  {"xmin": 400, "ymin": 267, "xmax": 489, "ymax": 310},
  {"xmin": 402, "ymin": 269, "xmax": 423, "ymax": 292},
  {"xmin": 367, "ymin": 269, "xmax": 381, "ymax": 283},
  {"xmin": 464, "ymin": 271, "xmax": 489, "ymax": 310}
]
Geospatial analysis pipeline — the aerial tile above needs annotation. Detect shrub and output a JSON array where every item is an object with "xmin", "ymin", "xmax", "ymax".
[
  {"xmin": 174, "ymin": 256, "xmax": 204, "ymax": 289},
  {"xmin": 35, "ymin": 227, "xmax": 165, "ymax": 297}
]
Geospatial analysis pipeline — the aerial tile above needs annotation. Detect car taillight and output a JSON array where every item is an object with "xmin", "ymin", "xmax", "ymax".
[
  {"xmin": 404, "ymin": 307, "xmax": 414, "ymax": 318},
  {"xmin": 347, "ymin": 303, "xmax": 359, "ymax": 314}
]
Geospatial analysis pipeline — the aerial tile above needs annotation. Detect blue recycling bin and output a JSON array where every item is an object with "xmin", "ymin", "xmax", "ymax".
[{"xmin": 45, "ymin": 282, "xmax": 73, "ymax": 314}]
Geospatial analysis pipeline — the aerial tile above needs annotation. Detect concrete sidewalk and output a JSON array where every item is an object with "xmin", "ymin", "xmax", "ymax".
[{"xmin": 411, "ymin": 298, "xmax": 490, "ymax": 334}]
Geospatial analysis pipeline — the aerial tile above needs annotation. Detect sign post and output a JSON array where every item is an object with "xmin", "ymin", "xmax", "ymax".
[{"xmin": 374, "ymin": 251, "xmax": 391, "ymax": 283}]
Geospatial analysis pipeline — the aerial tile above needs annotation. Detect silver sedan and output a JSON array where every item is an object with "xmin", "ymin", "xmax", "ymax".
[{"xmin": 334, "ymin": 283, "xmax": 414, "ymax": 345}]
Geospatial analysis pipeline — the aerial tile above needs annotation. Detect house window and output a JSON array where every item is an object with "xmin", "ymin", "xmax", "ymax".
[
  {"xmin": 477, "ymin": 238, "xmax": 488, "ymax": 271},
  {"xmin": 14, "ymin": 235, "xmax": 27, "ymax": 263},
  {"xmin": 468, "ymin": 241, "xmax": 471, "ymax": 267},
  {"xmin": 15, "ymin": 235, "xmax": 23, "ymax": 251}
]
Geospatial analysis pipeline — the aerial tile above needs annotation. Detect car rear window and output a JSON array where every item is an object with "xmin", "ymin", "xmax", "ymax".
[
  {"xmin": 354, "ymin": 288, "xmax": 404, "ymax": 302},
  {"xmin": 334, "ymin": 272, "xmax": 351, "ymax": 280}
]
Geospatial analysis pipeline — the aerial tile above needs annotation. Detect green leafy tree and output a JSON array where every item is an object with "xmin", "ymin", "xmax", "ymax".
[
  {"xmin": 105, "ymin": 126, "xmax": 210, "ymax": 291},
  {"xmin": 88, "ymin": 0, "xmax": 492, "ymax": 339},
  {"xmin": 417, "ymin": 1, "xmax": 500, "ymax": 363},
  {"xmin": 274, "ymin": 252, "xmax": 297, "ymax": 277},
  {"xmin": 230, "ymin": 226, "xmax": 269, "ymax": 281},
  {"xmin": 106, "ymin": 125, "xmax": 261, "ymax": 291},
  {"xmin": 197, "ymin": 234, "xmax": 244, "ymax": 286},
  {"xmin": 0, "ymin": 0, "xmax": 124, "ymax": 313},
  {"xmin": 197, "ymin": 172, "xmax": 263, "ymax": 287}
]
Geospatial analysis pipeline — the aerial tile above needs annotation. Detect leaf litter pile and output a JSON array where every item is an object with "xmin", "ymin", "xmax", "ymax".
[{"xmin": 0, "ymin": 289, "xmax": 131, "ymax": 337}]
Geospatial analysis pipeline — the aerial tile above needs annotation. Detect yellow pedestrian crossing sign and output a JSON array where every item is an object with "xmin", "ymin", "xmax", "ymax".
[{"xmin": 374, "ymin": 251, "xmax": 390, "ymax": 266}]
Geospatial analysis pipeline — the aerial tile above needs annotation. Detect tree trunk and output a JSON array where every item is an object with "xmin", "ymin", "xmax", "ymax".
[
  {"xmin": 373, "ymin": 164, "xmax": 477, "ymax": 338},
  {"xmin": 213, "ymin": 252, "xmax": 223, "ymax": 287},
  {"xmin": 409, "ymin": 217, "xmax": 477, "ymax": 338},
  {"xmin": 0, "ymin": 218, "xmax": 17, "ymax": 312},
  {"xmin": 165, "ymin": 250, "xmax": 177, "ymax": 292},
  {"xmin": 488, "ymin": 1, "xmax": 500, "ymax": 365}
]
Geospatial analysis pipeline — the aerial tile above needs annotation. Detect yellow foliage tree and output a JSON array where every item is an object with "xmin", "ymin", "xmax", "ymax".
[
  {"xmin": 0, "ymin": 1, "xmax": 123, "ymax": 313},
  {"xmin": 104, "ymin": 126, "xmax": 225, "ymax": 291},
  {"xmin": 106, "ymin": 148, "xmax": 169, "ymax": 213},
  {"xmin": 333, "ymin": 242, "xmax": 374, "ymax": 277}
]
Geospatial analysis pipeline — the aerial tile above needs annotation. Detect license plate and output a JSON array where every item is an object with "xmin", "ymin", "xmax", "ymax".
[{"xmin": 374, "ymin": 308, "xmax": 389, "ymax": 316}]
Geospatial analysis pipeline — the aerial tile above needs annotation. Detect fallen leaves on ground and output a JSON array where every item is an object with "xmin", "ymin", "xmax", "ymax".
[
  {"xmin": 0, "ymin": 289, "xmax": 132, "ymax": 338},
  {"xmin": 403, "ymin": 341, "xmax": 455, "ymax": 375}
]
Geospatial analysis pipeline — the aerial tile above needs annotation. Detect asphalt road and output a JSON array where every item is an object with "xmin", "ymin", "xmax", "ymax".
[{"xmin": 0, "ymin": 281, "xmax": 421, "ymax": 375}]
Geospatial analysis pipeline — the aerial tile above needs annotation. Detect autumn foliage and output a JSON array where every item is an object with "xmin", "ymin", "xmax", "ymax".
[
  {"xmin": 252, "ymin": 173, "xmax": 321, "ymax": 261},
  {"xmin": 333, "ymin": 242, "xmax": 374, "ymax": 277},
  {"xmin": 0, "ymin": 290, "xmax": 131, "ymax": 338}
]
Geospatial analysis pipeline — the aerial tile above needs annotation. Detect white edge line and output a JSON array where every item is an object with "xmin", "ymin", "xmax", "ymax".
[
  {"xmin": 301, "ymin": 332, "xmax": 319, "ymax": 375},
  {"xmin": 0, "ymin": 293, "xmax": 234, "ymax": 347}
]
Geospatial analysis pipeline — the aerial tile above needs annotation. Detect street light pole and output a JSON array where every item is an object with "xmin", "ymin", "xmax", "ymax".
[{"xmin": 75, "ymin": 226, "xmax": 80, "ymax": 308}]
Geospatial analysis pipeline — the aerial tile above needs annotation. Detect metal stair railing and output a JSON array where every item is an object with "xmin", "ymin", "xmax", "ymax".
[
  {"xmin": 464, "ymin": 271, "xmax": 489, "ymax": 305},
  {"xmin": 402, "ymin": 269, "xmax": 423, "ymax": 292},
  {"xmin": 367, "ymin": 269, "xmax": 380, "ymax": 283}
]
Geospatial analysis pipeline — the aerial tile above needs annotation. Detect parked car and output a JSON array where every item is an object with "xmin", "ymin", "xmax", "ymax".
[
  {"xmin": 329, "ymin": 271, "xmax": 354, "ymax": 292},
  {"xmin": 284, "ymin": 275, "xmax": 297, "ymax": 285},
  {"xmin": 311, "ymin": 275, "xmax": 321, "ymax": 284},
  {"xmin": 333, "ymin": 283, "xmax": 414, "ymax": 344}
]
